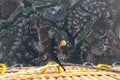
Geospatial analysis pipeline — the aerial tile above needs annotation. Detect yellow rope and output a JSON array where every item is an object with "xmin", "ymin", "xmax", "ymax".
[
  {"xmin": 41, "ymin": 61, "xmax": 63, "ymax": 74},
  {"xmin": 0, "ymin": 64, "xmax": 6, "ymax": 75}
]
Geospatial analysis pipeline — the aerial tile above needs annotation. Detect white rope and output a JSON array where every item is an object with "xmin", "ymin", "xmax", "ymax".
[{"xmin": 0, "ymin": 64, "xmax": 59, "ymax": 79}]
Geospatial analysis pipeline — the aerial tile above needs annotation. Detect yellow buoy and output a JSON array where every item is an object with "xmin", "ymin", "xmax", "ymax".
[{"xmin": 60, "ymin": 40, "xmax": 67, "ymax": 47}]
